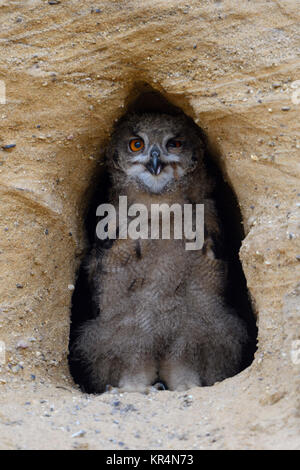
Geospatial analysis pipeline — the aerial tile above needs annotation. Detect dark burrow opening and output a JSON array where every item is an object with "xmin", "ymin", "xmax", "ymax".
[{"xmin": 68, "ymin": 87, "xmax": 258, "ymax": 393}]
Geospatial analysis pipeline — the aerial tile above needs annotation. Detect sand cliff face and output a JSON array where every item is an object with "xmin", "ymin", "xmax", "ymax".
[{"xmin": 0, "ymin": 0, "xmax": 299, "ymax": 449}]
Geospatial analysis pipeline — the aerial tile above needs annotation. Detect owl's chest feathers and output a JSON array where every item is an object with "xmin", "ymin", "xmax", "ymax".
[
  {"xmin": 95, "ymin": 183, "xmax": 213, "ymax": 336},
  {"xmin": 100, "ymin": 237, "xmax": 188, "ymax": 295},
  {"xmin": 97, "ymin": 236, "xmax": 189, "ymax": 331}
]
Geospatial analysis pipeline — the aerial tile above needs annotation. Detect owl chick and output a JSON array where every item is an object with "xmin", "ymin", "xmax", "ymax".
[{"xmin": 71, "ymin": 112, "xmax": 249, "ymax": 393}]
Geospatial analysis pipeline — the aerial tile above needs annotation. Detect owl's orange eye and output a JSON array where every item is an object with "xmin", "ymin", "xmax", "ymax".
[
  {"xmin": 167, "ymin": 139, "xmax": 182, "ymax": 149},
  {"xmin": 129, "ymin": 138, "xmax": 144, "ymax": 152}
]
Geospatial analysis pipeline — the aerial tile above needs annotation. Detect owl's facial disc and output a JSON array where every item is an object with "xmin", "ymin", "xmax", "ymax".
[{"xmin": 125, "ymin": 134, "xmax": 189, "ymax": 193}]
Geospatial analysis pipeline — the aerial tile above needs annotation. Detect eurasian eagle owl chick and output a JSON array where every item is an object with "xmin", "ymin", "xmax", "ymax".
[{"xmin": 72, "ymin": 113, "xmax": 248, "ymax": 393}]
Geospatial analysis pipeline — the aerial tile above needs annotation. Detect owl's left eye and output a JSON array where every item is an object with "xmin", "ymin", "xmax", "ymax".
[
  {"xmin": 167, "ymin": 139, "xmax": 182, "ymax": 149},
  {"xmin": 129, "ymin": 138, "xmax": 144, "ymax": 152}
]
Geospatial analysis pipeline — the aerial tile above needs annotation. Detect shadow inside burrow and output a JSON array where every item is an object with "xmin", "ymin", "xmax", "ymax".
[{"xmin": 68, "ymin": 85, "xmax": 257, "ymax": 393}]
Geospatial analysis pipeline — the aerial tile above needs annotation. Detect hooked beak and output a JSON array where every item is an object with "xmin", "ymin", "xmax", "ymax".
[{"xmin": 146, "ymin": 146, "xmax": 164, "ymax": 176}]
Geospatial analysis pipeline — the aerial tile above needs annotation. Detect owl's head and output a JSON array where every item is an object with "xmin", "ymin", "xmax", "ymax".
[{"xmin": 107, "ymin": 113, "xmax": 204, "ymax": 194}]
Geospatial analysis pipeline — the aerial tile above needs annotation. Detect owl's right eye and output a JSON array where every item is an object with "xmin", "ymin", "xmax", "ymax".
[
  {"xmin": 167, "ymin": 139, "xmax": 182, "ymax": 149},
  {"xmin": 129, "ymin": 138, "xmax": 144, "ymax": 152}
]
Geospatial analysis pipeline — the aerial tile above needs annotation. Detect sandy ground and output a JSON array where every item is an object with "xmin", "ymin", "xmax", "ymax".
[
  {"xmin": 0, "ymin": 366, "xmax": 299, "ymax": 450},
  {"xmin": 0, "ymin": 0, "xmax": 299, "ymax": 450}
]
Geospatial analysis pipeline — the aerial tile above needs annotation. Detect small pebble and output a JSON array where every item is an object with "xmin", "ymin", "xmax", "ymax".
[
  {"xmin": 68, "ymin": 284, "xmax": 75, "ymax": 291},
  {"xmin": 71, "ymin": 430, "xmax": 86, "ymax": 438},
  {"xmin": 182, "ymin": 394, "xmax": 193, "ymax": 407},
  {"xmin": 281, "ymin": 106, "xmax": 290, "ymax": 111},
  {"xmin": 16, "ymin": 283, "xmax": 23, "ymax": 289},
  {"xmin": 248, "ymin": 216, "xmax": 256, "ymax": 227},
  {"xmin": 16, "ymin": 340, "xmax": 29, "ymax": 349},
  {"xmin": 121, "ymin": 404, "xmax": 137, "ymax": 413},
  {"xmin": 2, "ymin": 144, "xmax": 16, "ymax": 150}
]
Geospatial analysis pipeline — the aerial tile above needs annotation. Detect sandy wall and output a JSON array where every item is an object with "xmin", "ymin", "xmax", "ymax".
[{"xmin": 0, "ymin": 0, "xmax": 299, "ymax": 449}]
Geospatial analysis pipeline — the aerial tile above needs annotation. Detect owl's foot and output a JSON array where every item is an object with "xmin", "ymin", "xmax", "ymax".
[
  {"xmin": 117, "ymin": 361, "xmax": 158, "ymax": 394},
  {"xmin": 159, "ymin": 359, "xmax": 202, "ymax": 391}
]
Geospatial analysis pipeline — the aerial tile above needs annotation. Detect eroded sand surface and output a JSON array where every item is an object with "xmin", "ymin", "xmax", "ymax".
[{"xmin": 0, "ymin": 0, "xmax": 299, "ymax": 449}]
